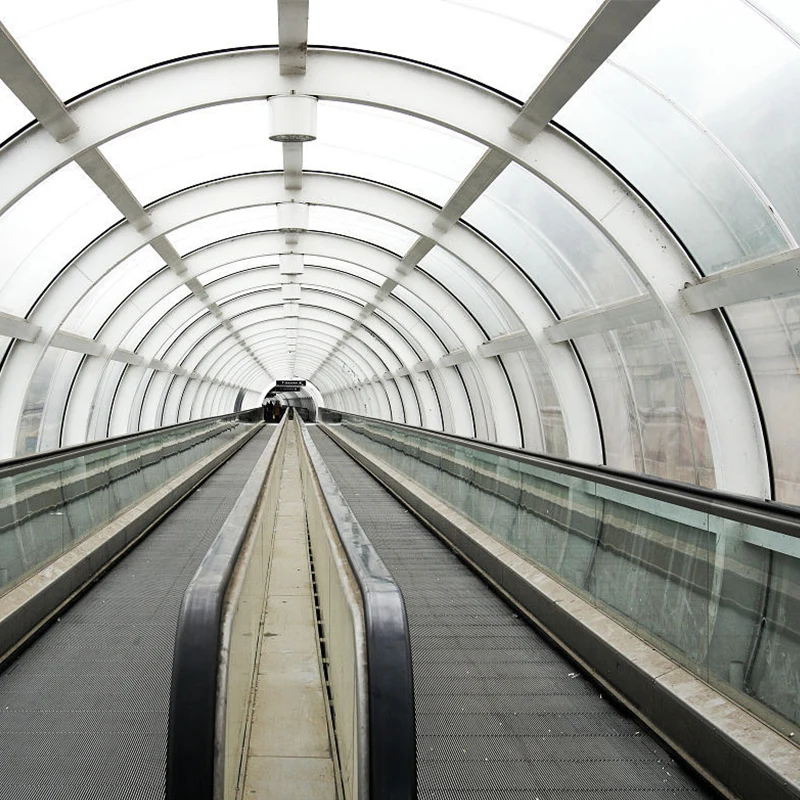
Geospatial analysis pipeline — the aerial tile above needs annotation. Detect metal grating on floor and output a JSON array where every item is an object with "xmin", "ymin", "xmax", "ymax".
[
  {"xmin": 0, "ymin": 427, "xmax": 275, "ymax": 800},
  {"xmin": 309, "ymin": 427, "xmax": 718, "ymax": 800}
]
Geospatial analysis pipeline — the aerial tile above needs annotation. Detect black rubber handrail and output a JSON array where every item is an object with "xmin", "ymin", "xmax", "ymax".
[
  {"xmin": 319, "ymin": 408, "xmax": 800, "ymax": 539},
  {"xmin": 299, "ymin": 422, "xmax": 415, "ymax": 800},
  {"xmin": 0, "ymin": 407, "xmax": 262, "ymax": 477},
  {"xmin": 166, "ymin": 416, "xmax": 284, "ymax": 800}
]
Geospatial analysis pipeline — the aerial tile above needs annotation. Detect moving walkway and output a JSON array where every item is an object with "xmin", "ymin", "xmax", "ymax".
[{"xmin": 0, "ymin": 410, "xmax": 796, "ymax": 799}]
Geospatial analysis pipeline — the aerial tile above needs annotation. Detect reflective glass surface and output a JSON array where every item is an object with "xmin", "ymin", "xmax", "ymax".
[
  {"xmin": 465, "ymin": 162, "xmax": 645, "ymax": 316},
  {"xmin": 323, "ymin": 411, "xmax": 800, "ymax": 733},
  {"xmin": 0, "ymin": 164, "xmax": 120, "ymax": 315},
  {"xmin": 0, "ymin": 0, "xmax": 797, "ymax": 513},
  {"xmin": 100, "ymin": 103, "xmax": 282, "ymax": 206},
  {"xmin": 0, "ymin": 413, "xmax": 257, "ymax": 593}
]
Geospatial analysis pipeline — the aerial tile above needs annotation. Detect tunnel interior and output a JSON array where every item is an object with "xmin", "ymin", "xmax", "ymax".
[{"xmin": 0, "ymin": 1, "xmax": 797, "ymax": 507}]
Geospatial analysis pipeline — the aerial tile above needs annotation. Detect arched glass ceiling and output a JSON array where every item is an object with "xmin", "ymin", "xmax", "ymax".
[{"xmin": 0, "ymin": 0, "xmax": 799, "ymax": 506}]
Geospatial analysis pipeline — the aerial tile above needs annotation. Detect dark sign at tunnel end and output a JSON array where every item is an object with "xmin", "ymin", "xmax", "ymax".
[{"xmin": 273, "ymin": 379, "xmax": 307, "ymax": 391}]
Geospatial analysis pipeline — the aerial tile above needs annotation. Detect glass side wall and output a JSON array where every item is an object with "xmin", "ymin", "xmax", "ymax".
[
  {"xmin": 0, "ymin": 411, "xmax": 260, "ymax": 597},
  {"xmin": 320, "ymin": 410, "xmax": 800, "ymax": 735}
]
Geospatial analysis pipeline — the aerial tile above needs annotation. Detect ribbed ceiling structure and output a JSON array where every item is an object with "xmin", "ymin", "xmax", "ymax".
[{"xmin": 1, "ymin": 0, "xmax": 799, "ymax": 503}]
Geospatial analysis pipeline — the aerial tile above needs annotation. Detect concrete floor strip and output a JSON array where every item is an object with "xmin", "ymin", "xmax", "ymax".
[{"xmin": 240, "ymin": 425, "xmax": 338, "ymax": 800}]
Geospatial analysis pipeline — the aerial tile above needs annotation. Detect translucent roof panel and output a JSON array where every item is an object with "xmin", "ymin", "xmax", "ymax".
[
  {"xmin": 464, "ymin": 162, "xmax": 645, "ymax": 317},
  {"xmin": 2, "ymin": 0, "xmax": 276, "ymax": 100},
  {"xmin": 119, "ymin": 284, "xmax": 194, "ymax": 353},
  {"xmin": 759, "ymin": 0, "xmax": 800, "ymax": 36},
  {"xmin": 726, "ymin": 294, "xmax": 800, "ymax": 505},
  {"xmin": 99, "ymin": 102, "xmax": 282, "ymax": 206},
  {"xmin": 418, "ymin": 249, "xmax": 519, "ymax": 337},
  {"xmin": 64, "ymin": 248, "xmax": 167, "ymax": 337},
  {"xmin": 393, "ymin": 284, "xmax": 462, "ymax": 351},
  {"xmin": 168, "ymin": 207, "xmax": 279, "ymax": 255},
  {"xmin": 309, "ymin": 207, "xmax": 417, "ymax": 254},
  {"xmin": 303, "ymin": 258, "xmax": 383, "ymax": 286},
  {"xmin": 309, "ymin": 0, "xmax": 601, "ymax": 101},
  {"xmin": 515, "ymin": 348, "xmax": 566, "ymax": 456},
  {"xmin": 0, "ymin": 79, "xmax": 33, "ymax": 144},
  {"xmin": 556, "ymin": 0, "xmax": 799, "ymax": 272},
  {"xmin": 201, "ymin": 258, "xmax": 278, "ymax": 285},
  {"xmin": 575, "ymin": 322, "xmax": 714, "ymax": 486},
  {"xmin": 0, "ymin": 163, "xmax": 121, "ymax": 316},
  {"xmin": 306, "ymin": 102, "xmax": 483, "ymax": 206}
]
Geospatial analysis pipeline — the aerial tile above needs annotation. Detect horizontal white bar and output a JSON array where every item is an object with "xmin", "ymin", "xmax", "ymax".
[
  {"xmin": 743, "ymin": 528, "xmax": 800, "ymax": 560},
  {"xmin": 545, "ymin": 294, "xmax": 661, "ymax": 343},
  {"xmin": 50, "ymin": 330, "xmax": 106, "ymax": 357},
  {"xmin": 439, "ymin": 349, "xmax": 471, "ymax": 368},
  {"xmin": 0, "ymin": 310, "xmax": 40, "ymax": 342},
  {"xmin": 110, "ymin": 348, "xmax": 145, "ymax": 366},
  {"xmin": 680, "ymin": 248, "xmax": 800, "ymax": 313},
  {"xmin": 478, "ymin": 330, "xmax": 536, "ymax": 358}
]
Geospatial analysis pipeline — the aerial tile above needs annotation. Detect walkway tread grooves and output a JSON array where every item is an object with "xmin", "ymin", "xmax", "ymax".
[
  {"xmin": 309, "ymin": 427, "xmax": 718, "ymax": 800},
  {"xmin": 0, "ymin": 426, "xmax": 275, "ymax": 800}
]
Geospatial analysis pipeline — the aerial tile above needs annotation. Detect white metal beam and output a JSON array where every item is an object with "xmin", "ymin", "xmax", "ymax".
[
  {"xmin": 478, "ymin": 331, "xmax": 537, "ymax": 358},
  {"xmin": 0, "ymin": 310, "xmax": 40, "ymax": 342},
  {"xmin": 510, "ymin": 0, "xmax": 660, "ymax": 142},
  {"xmin": 111, "ymin": 348, "xmax": 145, "ymax": 367},
  {"xmin": 278, "ymin": 0, "xmax": 309, "ymax": 76},
  {"xmin": 680, "ymin": 247, "xmax": 800, "ymax": 313},
  {"xmin": 283, "ymin": 142, "xmax": 303, "ymax": 190},
  {"xmin": 50, "ymin": 330, "xmax": 106, "ymax": 358},
  {"xmin": 433, "ymin": 149, "xmax": 512, "ymax": 231},
  {"xmin": 73, "ymin": 149, "xmax": 151, "ymax": 231},
  {"xmin": 0, "ymin": 21, "xmax": 77, "ymax": 142},
  {"xmin": 545, "ymin": 294, "xmax": 662, "ymax": 343},
  {"xmin": 439, "ymin": 349, "xmax": 471, "ymax": 368}
]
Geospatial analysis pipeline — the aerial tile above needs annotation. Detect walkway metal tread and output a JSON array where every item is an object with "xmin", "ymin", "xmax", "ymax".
[
  {"xmin": 0, "ymin": 426, "xmax": 275, "ymax": 800},
  {"xmin": 309, "ymin": 427, "xmax": 717, "ymax": 800}
]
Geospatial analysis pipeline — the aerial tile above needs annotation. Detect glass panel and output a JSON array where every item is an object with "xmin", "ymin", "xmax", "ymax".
[
  {"xmin": 100, "ymin": 102, "xmax": 282, "ymax": 205},
  {"xmin": 201, "ymin": 258, "xmax": 278, "ymax": 285},
  {"xmin": 727, "ymin": 295, "xmax": 800, "ymax": 505},
  {"xmin": 0, "ymin": 412, "xmax": 257, "ymax": 596},
  {"xmin": 465, "ymin": 162, "xmax": 644, "ymax": 315},
  {"xmin": 615, "ymin": 0, "xmax": 800, "ymax": 249},
  {"xmin": 37, "ymin": 349, "xmax": 83, "ymax": 453},
  {"xmin": 457, "ymin": 361, "xmax": 494, "ymax": 442},
  {"xmin": 168, "ymin": 207, "xmax": 278, "ymax": 256},
  {"xmin": 324, "ymin": 411, "xmax": 800, "ymax": 733},
  {"xmin": 309, "ymin": 0, "xmax": 600, "ymax": 102},
  {"xmin": 418, "ymin": 250, "xmax": 519, "ymax": 336},
  {"xmin": 86, "ymin": 360, "xmax": 126, "ymax": 441},
  {"xmin": 308, "ymin": 102, "xmax": 483, "ymax": 206},
  {"xmin": 303, "ymin": 258, "xmax": 384, "ymax": 286},
  {"xmin": 515, "ymin": 348, "xmax": 567, "ymax": 457},
  {"xmin": 576, "ymin": 323, "xmax": 714, "ymax": 486},
  {"xmin": 65, "ymin": 248, "xmax": 167, "ymax": 336},
  {"xmin": 2, "ymin": 1, "xmax": 277, "ymax": 99},
  {"xmin": 0, "ymin": 81, "xmax": 33, "ymax": 145},
  {"xmin": 558, "ymin": 64, "xmax": 790, "ymax": 274},
  {"xmin": 205, "ymin": 270, "xmax": 277, "ymax": 304},
  {"xmin": 759, "ymin": 0, "xmax": 800, "ymax": 35},
  {"xmin": 0, "ymin": 164, "xmax": 121, "ymax": 315},
  {"xmin": 119, "ymin": 285, "xmax": 195, "ymax": 353},
  {"xmin": 16, "ymin": 348, "xmax": 62, "ymax": 455},
  {"xmin": 393, "ymin": 285, "xmax": 462, "ymax": 351},
  {"xmin": 557, "ymin": 0, "xmax": 797, "ymax": 272},
  {"xmin": 309, "ymin": 206, "xmax": 418, "ymax": 254}
]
